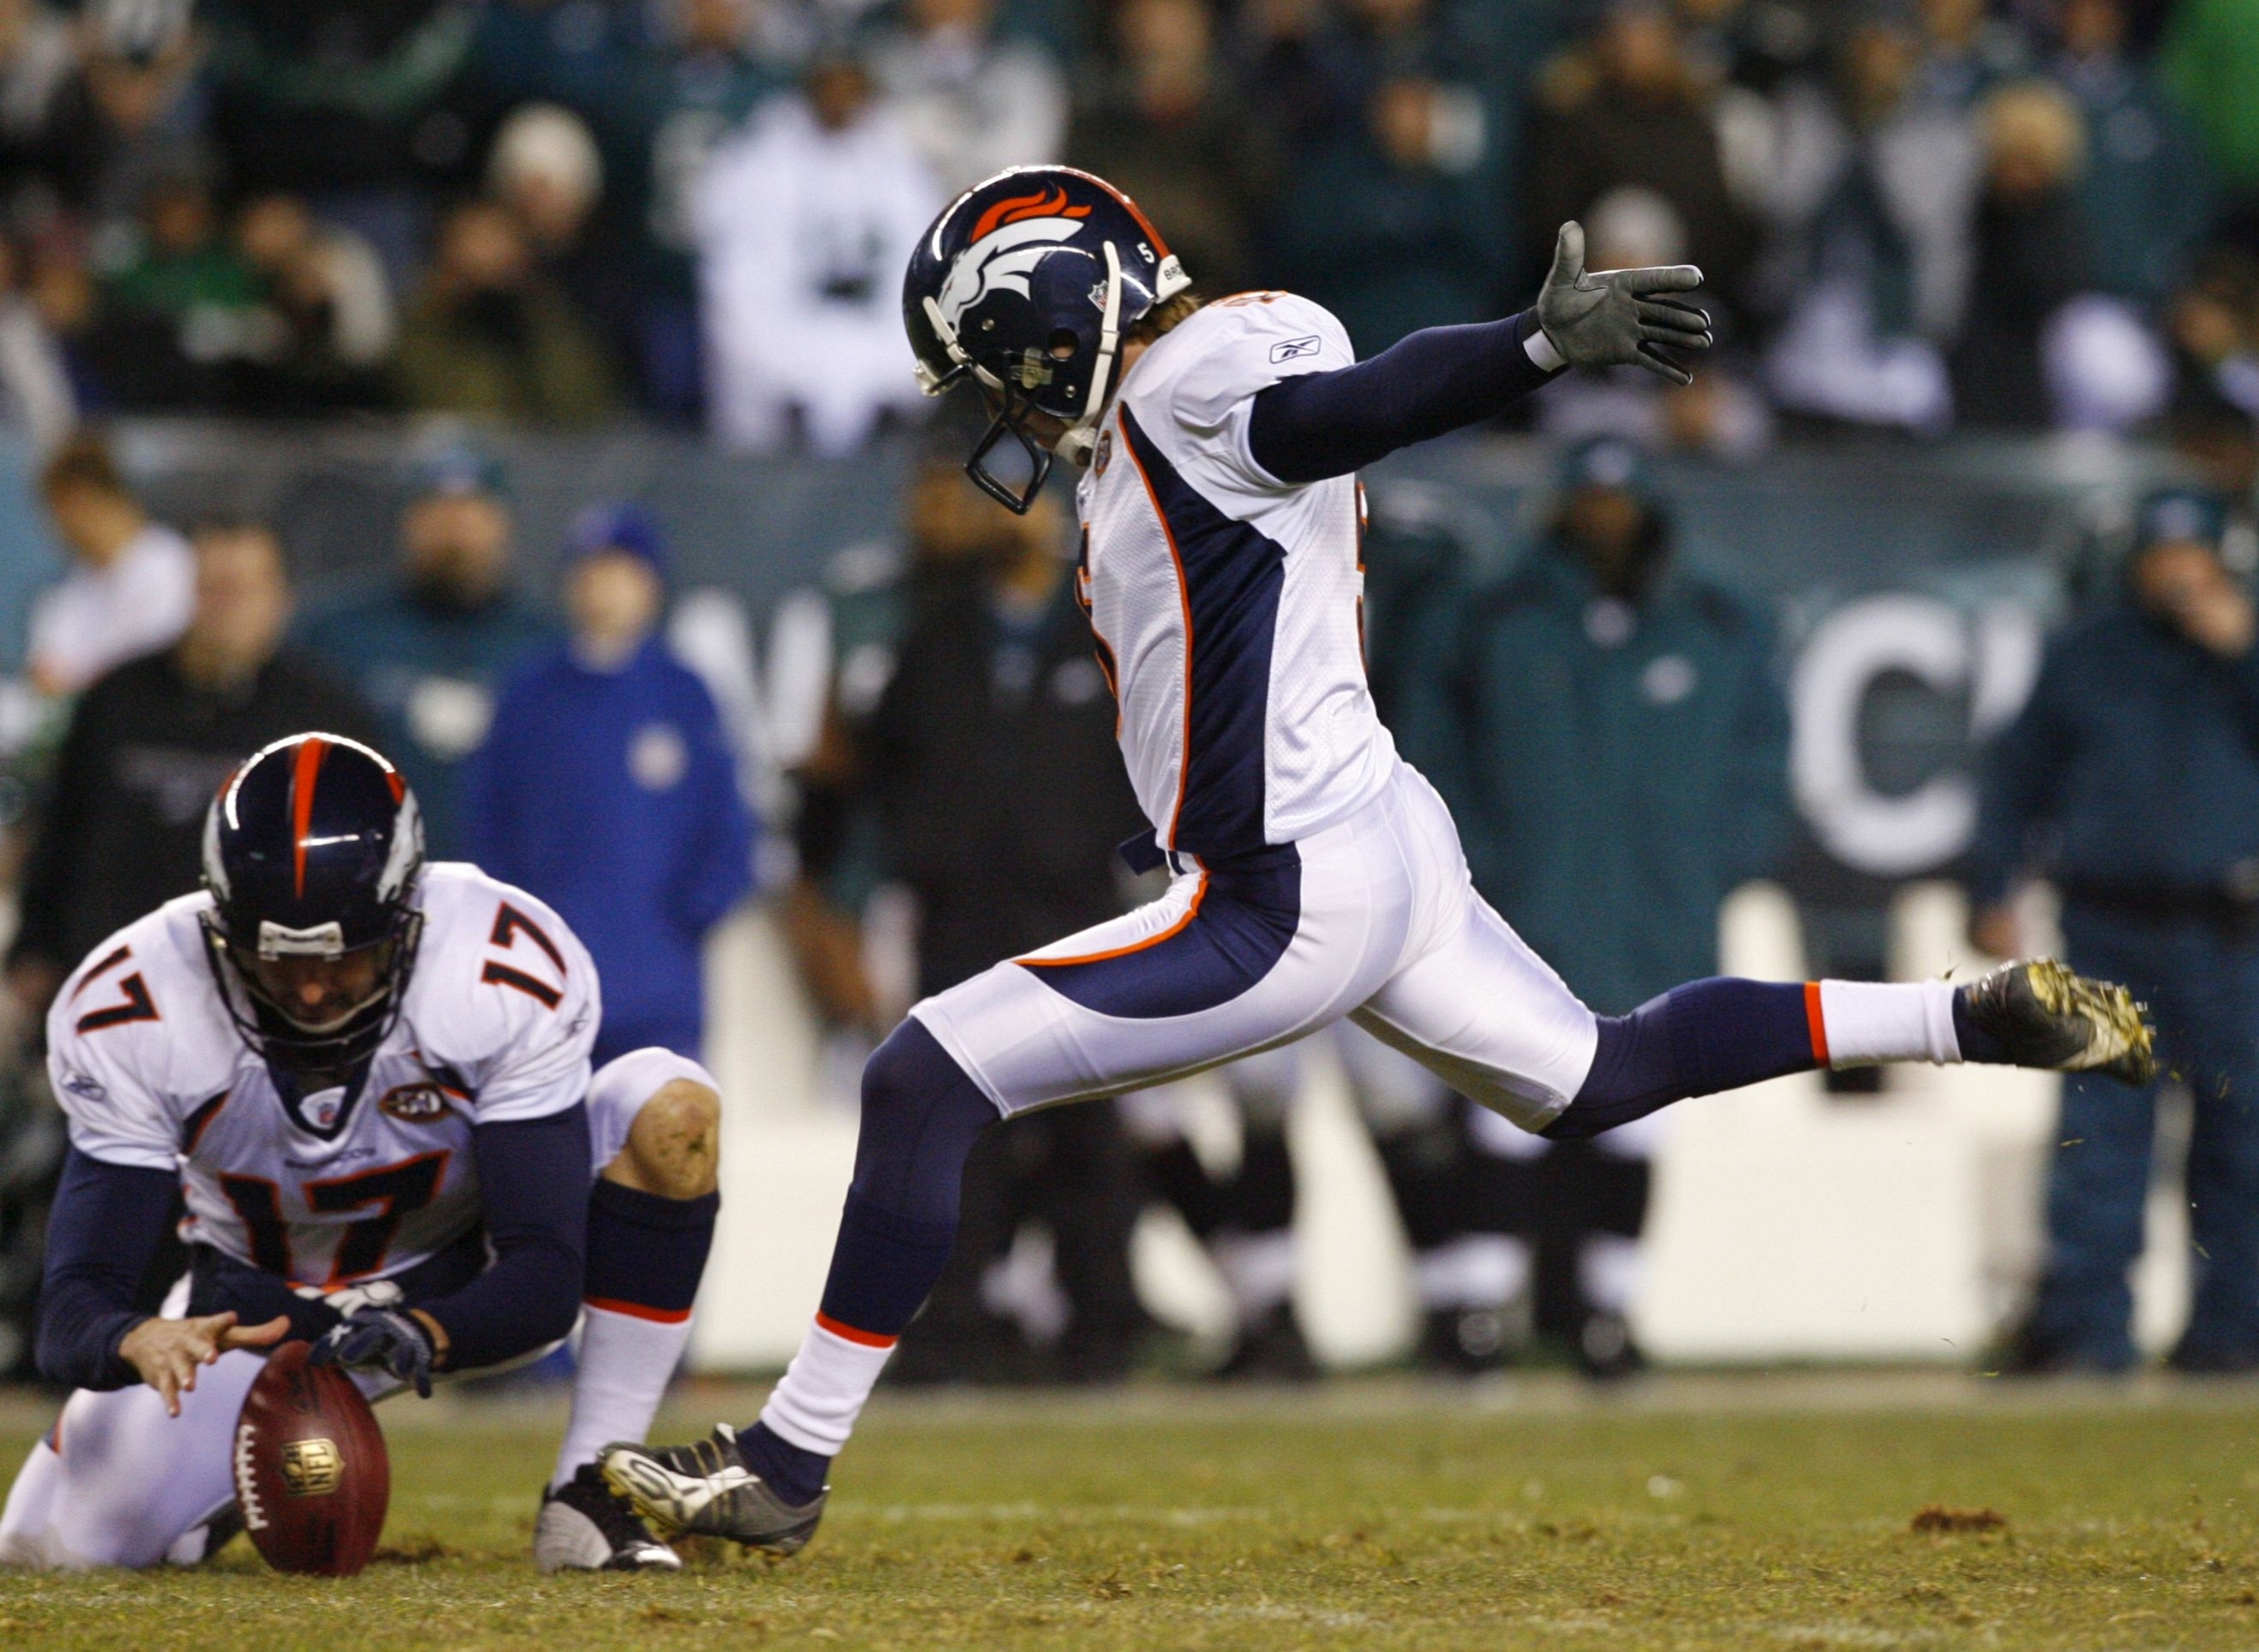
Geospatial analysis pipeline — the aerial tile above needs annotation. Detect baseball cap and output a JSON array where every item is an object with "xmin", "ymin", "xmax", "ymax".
[
  {"xmin": 1558, "ymin": 434, "xmax": 1653, "ymax": 495},
  {"xmin": 566, "ymin": 501, "xmax": 669, "ymax": 577},
  {"xmin": 2133, "ymin": 486, "xmax": 2226, "ymax": 553},
  {"xmin": 406, "ymin": 438, "xmax": 508, "ymax": 501}
]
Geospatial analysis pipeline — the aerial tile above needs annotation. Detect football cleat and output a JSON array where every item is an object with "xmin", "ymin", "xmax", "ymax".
[
  {"xmin": 598, "ymin": 1425, "xmax": 827, "ymax": 1556},
  {"xmin": 535, "ymin": 1465, "xmax": 683, "ymax": 1572},
  {"xmin": 1962, "ymin": 959, "xmax": 2156, "ymax": 1085}
]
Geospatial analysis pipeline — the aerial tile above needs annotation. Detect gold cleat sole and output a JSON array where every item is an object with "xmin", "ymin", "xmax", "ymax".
[{"xmin": 2023, "ymin": 959, "xmax": 2156, "ymax": 1085}]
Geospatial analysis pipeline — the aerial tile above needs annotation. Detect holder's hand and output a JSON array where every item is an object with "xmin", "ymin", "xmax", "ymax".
[{"xmin": 120, "ymin": 1311, "xmax": 290, "ymax": 1417}]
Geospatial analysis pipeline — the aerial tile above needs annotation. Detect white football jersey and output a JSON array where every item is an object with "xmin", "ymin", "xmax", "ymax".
[
  {"xmin": 46, "ymin": 864, "xmax": 599, "ymax": 1291},
  {"xmin": 1074, "ymin": 291, "xmax": 1398, "ymax": 862}
]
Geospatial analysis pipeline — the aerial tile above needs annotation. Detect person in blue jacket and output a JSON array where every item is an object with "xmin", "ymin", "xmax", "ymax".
[
  {"xmin": 1972, "ymin": 485, "xmax": 2259, "ymax": 1374},
  {"xmin": 466, "ymin": 502, "xmax": 755, "ymax": 1065}
]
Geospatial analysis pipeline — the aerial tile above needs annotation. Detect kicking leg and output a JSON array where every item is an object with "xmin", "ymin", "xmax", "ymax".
[
  {"xmin": 536, "ymin": 1050, "xmax": 721, "ymax": 1574},
  {"xmin": 1544, "ymin": 963, "xmax": 2154, "ymax": 1138},
  {"xmin": 1352, "ymin": 875, "xmax": 2153, "ymax": 1141}
]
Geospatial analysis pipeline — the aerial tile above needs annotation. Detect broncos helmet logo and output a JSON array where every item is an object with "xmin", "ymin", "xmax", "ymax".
[{"xmin": 936, "ymin": 185, "xmax": 1094, "ymax": 331}]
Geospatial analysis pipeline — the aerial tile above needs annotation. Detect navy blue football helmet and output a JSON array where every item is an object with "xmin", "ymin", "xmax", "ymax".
[
  {"xmin": 904, "ymin": 166, "xmax": 1190, "ymax": 512},
  {"xmin": 200, "ymin": 733, "xmax": 425, "ymax": 1086}
]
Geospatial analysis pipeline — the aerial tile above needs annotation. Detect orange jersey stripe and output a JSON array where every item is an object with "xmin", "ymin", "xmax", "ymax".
[{"xmin": 1803, "ymin": 981, "xmax": 1830, "ymax": 1066}]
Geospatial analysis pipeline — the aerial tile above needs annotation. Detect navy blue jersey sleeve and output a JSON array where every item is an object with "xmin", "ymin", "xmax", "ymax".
[
  {"xmin": 37, "ymin": 1148, "xmax": 179, "ymax": 1390},
  {"xmin": 414, "ymin": 1104, "xmax": 589, "ymax": 1371},
  {"xmin": 1246, "ymin": 310, "xmax": 1561, "ymax": 485}
]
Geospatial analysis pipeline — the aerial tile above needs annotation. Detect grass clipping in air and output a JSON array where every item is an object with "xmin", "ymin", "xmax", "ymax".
[{"xmin": 5, "ymin": 1376, "xmax": 2259, "ymax": 1650}]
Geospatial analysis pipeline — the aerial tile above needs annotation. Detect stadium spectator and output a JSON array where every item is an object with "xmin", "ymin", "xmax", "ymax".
[
  {"xmin": 229, "ymin": 191, "xmax": 396, "ymax": 413},
  {"xmin": 2163, "ymin": 247, "xmax": 2259, "ymax": 421},
  {"xmin": 869, "ymin": 0, "xmax": 1067, "ymax": 198},
  {"xmin": 1911, "ymin": 0, "xmax": 2031, "ymax": 112},
  {"xmin": 1763, "ymin": 13, "xmax": 1974, "ymax": 431},
  {"xmin": 293, "ymin": 440, "xmax": 556, "ymax": 858},
  {"xmin": 1950, "ymin": 82, "xmax": 2090, "ymax": 429},
  {"xmin": 2053, "ymin": 0, "xmax": 2211, "ymax": 309},
  {"xmin": 692, "ymin": 52, "xmax": 937, "ymax": 454},
  {"xmin": 489, "ymin": 100, "xmax": 639, "ymax": 403},
  {"xmin": 852, "ymin": 439, "xmax": 1148, "ymax": 1385},
  {"xmin": 1269, "ymin": 8, "xmax": 1507, "ymax": 351},
  {"xmin": 471, "ymin": 0, "xmax": 651, "ymax": 135},
  {"xmin": 617, "ymin": 0, "xmax": 788, "ymax": 419},
  {"xmin": 395, "ymin": 196, "xmax": 617, "ymax": 425},
  {"xmin": 205, "ymin": 0, "xmax": 477, "ymax": 281},
  {"xmin": 81, "ymin": 169, "xmax": 264, "ymax": 410},
  {"xmin": 26, "ymin": 431, "xmax": 190, "ymax": 696},
  {"xmin": 1395, "ymin": 437, "xmax": 1789, "ymax": 1376},
  {"xmin": 465, "ymin": 502, "xmax": 754, "ymax": 1065},
  {"xmin": 1526, "ymin": 1, "xmax": 1753, "ymax": 321},
  {"xmin": 0, "ymin": 231, "xmax": 74, "ymax": 451},
  {"xmin": 0, "ymin": 0, "xmax": 84, "ymax": 230},
  {"xmin": 5, "ymin": 517, "xmax": 376, "ymax": 1017},
  {"xmin": 1974, "ymin": 486, "xmax": 2259, "ymax": 1376},
  {"xmin": 46, "ymin": 0, "xmax": 207, "ymax": 235},
  {"xmin": 1066, "ymin": 0, "xmax": 1267, "ymax": 298}
]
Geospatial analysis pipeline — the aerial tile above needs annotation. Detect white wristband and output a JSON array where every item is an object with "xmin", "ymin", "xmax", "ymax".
[{"xmin": 1524, "ymin": 327, "xmax": 1567, "ymax": 373}]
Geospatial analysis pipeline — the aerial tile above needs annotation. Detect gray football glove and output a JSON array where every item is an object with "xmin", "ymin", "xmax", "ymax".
[
  {"xmin": 310, "ymin": 1306, "xmax": 435, "ymax": 1397},
  {"xmin": 1535, "ymin": 221, "xmax": 1712, "ymax": 386}
]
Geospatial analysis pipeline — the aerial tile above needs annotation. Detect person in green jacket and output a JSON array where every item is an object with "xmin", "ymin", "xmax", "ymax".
[{"xmin": 1392, "ymin": 435, "xmax": 1791, "ymax": 1374}]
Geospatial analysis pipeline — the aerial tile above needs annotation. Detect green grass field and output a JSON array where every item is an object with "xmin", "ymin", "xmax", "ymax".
[{"xmin": 5, "ymin": 1373, "xmax": 2259, "ymax": 1650}]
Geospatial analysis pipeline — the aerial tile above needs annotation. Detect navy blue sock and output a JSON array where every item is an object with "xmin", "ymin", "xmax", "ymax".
[
  {"xmin": 736, "ymin": 1421, "xmax": 830, "ymax": 1506},
  {"xmin": 1951, "ymin": 987, "xmax": 2015, "ymax": 1065},
  {"xmin": 737, "ymin": 1018, "xmax": 998, "ymax": 1491},
  {"xmin": 1546, "ymin": 978, "xmax": 1821, "ymax": 1139},
  {"xmin": 584, "ymin": 1179, "xmax": 717, "ymax": 1318}
]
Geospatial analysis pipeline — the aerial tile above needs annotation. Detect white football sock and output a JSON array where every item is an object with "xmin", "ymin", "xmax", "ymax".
[
  {"xmin": 551, "ymin": 1305, "xmax": 694, "ymax": 1491},
  {"xmin": 760, "ymin": 1319, "xmax": 896, "ymax": 1458},
  {"xmin": 1815, "ymin": 979, "xmax": 1962, "ymax": 1068},
  {"xmin": 1414, "ymin": 1233, "xmax": 1531, "ymax": 1312},
  {"xmin": 1212, "ymin": 1228, "xmax": 1298, "ymax": 1327},
  {"xmin": 1578, "ymin": 1233, "xmax": 1644, "ymax": 1317}
]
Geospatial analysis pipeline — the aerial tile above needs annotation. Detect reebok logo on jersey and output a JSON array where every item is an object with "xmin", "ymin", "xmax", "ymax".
[
  {"xmin": 378, "ymin": 1083, "xmax": 451, "ymax": 1123},
  {"xmin": 1270, "ymin": 336, "xmax": 1322, "ymax": 364}
]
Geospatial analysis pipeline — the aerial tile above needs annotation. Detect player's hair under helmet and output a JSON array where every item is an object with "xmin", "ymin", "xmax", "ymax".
[
  {"xmin": 904, "ymin": 166, "xmax": 1190, "ymax": 513},
  {"xmin": 200, "ymin": 733, "xmax": 425, "ymax": 1088}
]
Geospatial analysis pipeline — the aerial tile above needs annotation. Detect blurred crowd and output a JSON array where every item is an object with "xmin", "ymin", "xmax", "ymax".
[{"xmin": 0, "ymin": 0, "xmax": 2238, "ymax": 450}]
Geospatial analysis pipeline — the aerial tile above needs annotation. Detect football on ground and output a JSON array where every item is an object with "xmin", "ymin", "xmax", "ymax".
[
  {"xmin": 6, "ymin": 1374, "xmax": 2257, "ymax": 1650},
  {"xmin": 232, "ymin": 1340, "xmax": 391, "ymax": 1577}
]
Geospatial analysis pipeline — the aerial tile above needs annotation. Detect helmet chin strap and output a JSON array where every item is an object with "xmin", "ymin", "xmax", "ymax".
[{"xmin": 1056, "ymin": 239, "xmax": 1124, "ymax": 467}]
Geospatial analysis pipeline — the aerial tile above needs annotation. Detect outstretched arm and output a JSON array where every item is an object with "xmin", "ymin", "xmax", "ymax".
[{"xmin": 1247, "ymin": 222, "xmax": 1710, "ymax": 485}]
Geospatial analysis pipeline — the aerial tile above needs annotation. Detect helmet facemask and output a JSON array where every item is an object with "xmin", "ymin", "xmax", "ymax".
[{"xmin": 201, "ymin": 904, "xmax": 423, "ymax": 1098}]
